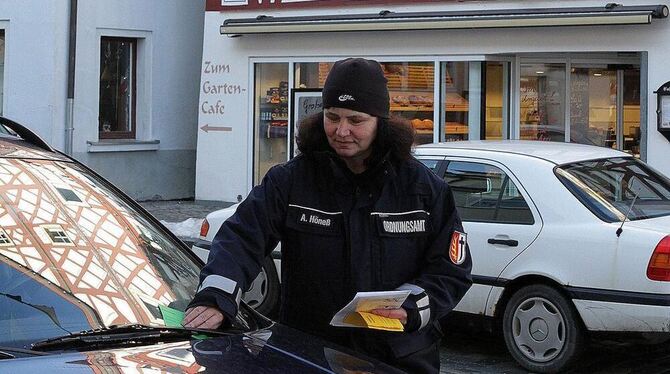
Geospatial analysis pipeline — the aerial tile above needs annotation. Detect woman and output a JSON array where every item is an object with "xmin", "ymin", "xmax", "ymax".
[{"xmin": 185, "ymin": 58, "xmax": 472, "ymax": 373}]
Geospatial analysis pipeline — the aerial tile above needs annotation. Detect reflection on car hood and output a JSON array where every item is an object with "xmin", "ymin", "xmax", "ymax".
[{"xmin": 1, "ymin": 324, "xmax": 404, "ymax": 373}]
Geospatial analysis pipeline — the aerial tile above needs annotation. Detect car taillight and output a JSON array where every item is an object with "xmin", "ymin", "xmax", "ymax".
[
  {"xmin": 199, "ymin": 218, "xmax": 210, "ymax": 238},
  {"xmin": 647, "ymin": 235, "xmax": 670, "ymax": 281}
]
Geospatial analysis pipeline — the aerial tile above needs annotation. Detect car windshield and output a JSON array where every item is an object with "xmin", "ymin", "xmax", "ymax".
[
  {"xmin": 556, "ymin": 157, "xmax": 670, "ymax": 222},
  {"xmin": 0, "ymin": 157, "xmax": 206, "ymax": 350}
]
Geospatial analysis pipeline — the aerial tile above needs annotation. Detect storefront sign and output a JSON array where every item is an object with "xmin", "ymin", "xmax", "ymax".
[
  {"xmin": 200, "ymin": 59, "xmax": 246, "ymax": 133},
  {"xmin": 207, "ymin": 0, "xmax": 449, "ymax": 11},
  {"xmin": 291, "ymin": 89, "xmax": 322, "ymax": 157}
]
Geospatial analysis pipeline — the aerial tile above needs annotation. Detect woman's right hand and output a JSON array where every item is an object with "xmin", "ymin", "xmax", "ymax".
[{"xmin": 183, "ymin": 305, "xmax": 225, "ymax": 329}]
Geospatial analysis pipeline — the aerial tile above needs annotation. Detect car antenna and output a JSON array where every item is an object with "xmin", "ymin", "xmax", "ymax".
[{"xmin": 616, "ymin": 188, "xmax": 641, "ymax": 237}]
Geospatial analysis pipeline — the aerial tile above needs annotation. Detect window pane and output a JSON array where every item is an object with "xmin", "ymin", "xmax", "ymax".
[
  {"xmin": 418, "ymin": 159, "xmax": 440, "ymax": 172},
  {"xmin": 570, "ymin": 66, "xmax": 616, "ymax": 148},
  {"xmin": 295, "ymin": 61, "xmax": 435, "ymax": 145},
  {"xmin": 446, "ymin": 161, "xmax": 533, "ymax": 224},
  {"xmin": 254, "ymin": 63, "xmax": 289, "ymax": 183},
  {"xmin": 623, "ymin": 68, "xmax": 641, "ymax": 157},
  {"xmin": 484, "ymin": 62, "xmax": 506, "ymax": 140},
  {"xmin": 385, "ymin": 62, "xmax": 435, "ymax": 145},
  {"xmin": 442, "ymin": 62, "xmax": 470, "ymax": 142},
  {"xmin": 99, "ymin": 38, "xmax": 135, "ymax": 138},
  {"xmin": 520, "ymin": 63, "xmax": 566, "ymax": 142},
  {"xmin": 557, "ymin": 157, "xmax": 670, "ymax": 222}
]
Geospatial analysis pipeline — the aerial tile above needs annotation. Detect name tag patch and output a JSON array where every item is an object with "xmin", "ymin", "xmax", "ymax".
[
  {"xmin": 286, "ymin": 204, "xmax": 342, "ymax": 236},
  {"xmin": 382, "ymin": 219, "xmax": 426, "ymax": 234},
  {"xmin": 299, "ymin": 213, "xmax": 332, "ymax": 228},
  {"xmin": 449, "ymin": 231, "xmax": 468, "ymax": 265},
  {"xmin": 373, "ymin": 210, "xmax": 431, "ymax": 237}
]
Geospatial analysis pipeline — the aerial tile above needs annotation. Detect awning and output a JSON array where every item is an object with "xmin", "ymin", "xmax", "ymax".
[{"xmin": 220, "ymin": 4, "xmax": 668, "ymax": 36}]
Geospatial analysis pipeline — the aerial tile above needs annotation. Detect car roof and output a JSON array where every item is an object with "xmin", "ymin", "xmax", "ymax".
[
  {"xmin": 0, "ymin": 134, "xmax": 69, "ymax": 161},
  {"xmin": 414, "ymin": 140, "xmax": 631, "ymax": 165}
]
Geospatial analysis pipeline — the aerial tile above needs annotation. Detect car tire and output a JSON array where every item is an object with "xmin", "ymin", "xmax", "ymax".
[
  {"xmin": 242, "ymin": 256, "xmax": 280, "ymax": 318},
  {"xmin": 502, "ymin": 284, "xmax": 586, "ymax": 373}
]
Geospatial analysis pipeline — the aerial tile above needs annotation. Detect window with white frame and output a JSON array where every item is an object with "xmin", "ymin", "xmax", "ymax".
[{"xmin": 99, "ymin": 37, "xmax": 137, "ymax": 139}]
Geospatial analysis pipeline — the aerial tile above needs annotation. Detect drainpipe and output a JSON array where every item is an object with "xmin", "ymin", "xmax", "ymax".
[{"xmin": 64, "ymin": 0, "xmax": 77, "ymax": 155}]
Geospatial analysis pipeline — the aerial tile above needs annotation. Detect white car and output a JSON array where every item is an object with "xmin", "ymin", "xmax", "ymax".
[
  {"xmin": 414, "ymin": 140, "xmax": 670, "ymax": 373},
  {"xmin": 192, "ymin": 205, "xmax": 281, "ymax": 317},
  {"xmin": 195, "ymin": 140, "xmax": 670, "ymax": 373}
]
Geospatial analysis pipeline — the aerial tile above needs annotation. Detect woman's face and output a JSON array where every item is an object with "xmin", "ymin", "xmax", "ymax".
[{"xmin": 323, "ymin": 107, "xmax": 378, "ymax": 167}]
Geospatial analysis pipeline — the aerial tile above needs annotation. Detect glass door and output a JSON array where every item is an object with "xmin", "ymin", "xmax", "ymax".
[
  {"xmin": 440, "ymin": 60, "xmax": 510, "ymax": 142},
  {"xmin": 569, "ymin": 64, "xmax": 641, "ymax": 156},
  {"xmin": 519, "ymin": 63, "xmax": 567, "ymax": 142},
  {"xmin": 253, "ymin": 63, "xmax": 289, "ymax": 184}
]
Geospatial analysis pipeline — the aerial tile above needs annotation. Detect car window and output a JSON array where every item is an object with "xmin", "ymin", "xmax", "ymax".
[
  {"xmin": 556, "ymin": 157, "xmax": 670, "ymax": 222},
  {"xmin": 445, "ymin": 161, "xmax": 534, "ymax": 224},
  {"xmin": 418, "ymin": 159, "xmax": 440, "ymax": 172}
]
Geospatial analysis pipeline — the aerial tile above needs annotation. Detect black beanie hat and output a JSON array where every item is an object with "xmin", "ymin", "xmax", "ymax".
[{"xmin": 322, "ymin": 58, "xmax": 390, "ymax": 119}]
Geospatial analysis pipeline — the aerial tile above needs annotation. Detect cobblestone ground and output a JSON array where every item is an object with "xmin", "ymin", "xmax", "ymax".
[{"xmin": 141, "ymin": 200, "xmax": 670, "ymax": 374}]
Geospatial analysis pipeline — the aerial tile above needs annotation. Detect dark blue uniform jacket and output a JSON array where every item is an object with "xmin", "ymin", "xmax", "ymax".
[{"xmin": 189, "ymin": 151, "xmax": 472, "ymax": 359}]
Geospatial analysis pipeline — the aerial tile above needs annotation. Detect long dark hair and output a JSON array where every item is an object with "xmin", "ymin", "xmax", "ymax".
[{"xmin": 296, "ymin": 111, "xmax": 415, "ymax": 166}]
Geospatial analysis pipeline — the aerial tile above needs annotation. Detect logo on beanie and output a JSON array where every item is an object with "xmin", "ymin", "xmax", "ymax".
[{"xmin": 338, "ymin": 94, "xmax": 355, "ymax": 102}]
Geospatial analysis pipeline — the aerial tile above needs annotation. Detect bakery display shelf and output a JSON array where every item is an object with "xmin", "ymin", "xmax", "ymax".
[{"xmin": 391, "ymin": 106, "xmax": 434, "ymax": 112}]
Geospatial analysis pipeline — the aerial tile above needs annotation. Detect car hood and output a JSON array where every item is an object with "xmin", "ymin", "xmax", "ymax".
[
  {"xmin": 623, "ymin": 214, "xmax": 670, "ymax": 236},
  {"xmin": 1, "ymin": 324, "xmax": 403, "ymax": 373}
]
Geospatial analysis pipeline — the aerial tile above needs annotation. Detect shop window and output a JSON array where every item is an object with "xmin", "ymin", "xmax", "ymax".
[
  {"xmin": 384, "ymin": 62, "xmax": 435, "ymax": 145},
  {"xmin": 444, "ymin": 161, "xmax": 534, "ymax": 225},
  {"xmin": 570, "ymin": 66, "xmax": 617, "ymax": 148},
  {"xmin": 484, "ymin": 62, "xmax": 507, "ymax": 140},
  {"xmin": 569, "ymin": 65, "xmax": 640, "ymax": 157},
  {"xmin": 254, "ymin": 63, "xmax": 289, "ymax": 183},
  {"xmin": 296, "ymin": 61, "xmax": 436, "ymax": 145},
  {"xmin": 520, "ymin": 63, "xmax": 566, "ymax": 142},
  {"xmin": 99, "ymin": 37, "xmax": 137, "ymax": 140},
  {"xmin": 441, "ymin": 62, "xmax": 471, "ymax": 142},
  {"xmin": 623, "ymin": 68, "xmax": 641, "ymax": 157}
]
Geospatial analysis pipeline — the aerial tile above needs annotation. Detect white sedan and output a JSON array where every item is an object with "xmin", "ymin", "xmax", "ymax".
[
  {"xmin": 415, "ymin": 140, "xmax": 670, "ymax": 373},
  {"xmin": 192, "ymin": 205, "xmax": 282, "ymax": 317},
  {"xmin": 195, "ymin": 140, "xmax": 670, "ymax": 373}
]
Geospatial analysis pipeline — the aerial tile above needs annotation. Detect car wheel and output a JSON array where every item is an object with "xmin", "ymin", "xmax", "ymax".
[
  {"xmin": 502, "ymin": 284, "xmax": 586, "ymax": 373},
  {"xmin": 242, "ymin": 256, "xmax": 279, "ymax": 318}
]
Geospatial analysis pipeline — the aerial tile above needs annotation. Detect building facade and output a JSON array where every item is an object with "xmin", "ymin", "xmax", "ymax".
[
  {"xmin": 0, "ymin": 0, "xmax": 205, "ymax": 200},
  {"xmin": 196, "ymin": 0, "xmax": 670, "ymax": 203}
]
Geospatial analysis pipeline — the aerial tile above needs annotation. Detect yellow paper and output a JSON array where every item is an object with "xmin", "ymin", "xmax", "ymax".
[{"xmin": 342, "ymin": 311, "xmax": 404, "ymax": 332}]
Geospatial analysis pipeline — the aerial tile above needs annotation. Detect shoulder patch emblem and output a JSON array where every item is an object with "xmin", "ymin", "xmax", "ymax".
[{"xmin": 449, "ymin": 231, "xmax": 467, "ymax": 265}]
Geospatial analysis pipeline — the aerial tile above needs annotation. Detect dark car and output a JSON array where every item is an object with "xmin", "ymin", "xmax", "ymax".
[{"xmin": 0, "ymin": 117, "xmax": 403, "ymax": 373}]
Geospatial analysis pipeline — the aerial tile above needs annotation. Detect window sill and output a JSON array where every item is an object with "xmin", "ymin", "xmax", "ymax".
[{"xmin": 87, "ymin": 139, "xmax": 160, "ymax": 153}]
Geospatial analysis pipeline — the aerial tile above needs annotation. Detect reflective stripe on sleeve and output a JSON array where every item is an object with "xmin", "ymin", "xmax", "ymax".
[
  {"xmin": 397, "ymin": 283, "xmax": 426, "ymax": 295},
  {"xmin": 198, "ymin": 274, "xmax": 239, "ymax": 303},
  {"xmin": 418, "ymin": 308, "xmax": 431, "ymax": 330}
]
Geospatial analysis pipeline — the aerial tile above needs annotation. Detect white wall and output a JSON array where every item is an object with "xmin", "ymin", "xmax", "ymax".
[
  {"xmin": 0, "ymin": 0, "xmax": 70, "ymax": 148},
  {"xmin": 0, "ymin": 0, "xmax": 205, "ymax": 200},
  {"xmin": 74, "ymin": 0, "xmax": 204, "ymax": 153},
  {"xmin": 196, "ymin": 0, "xmax": 670, "ymax": 202}
]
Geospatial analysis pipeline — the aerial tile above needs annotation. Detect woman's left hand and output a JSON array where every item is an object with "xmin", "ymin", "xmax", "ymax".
[{"xmin": 369, "ymin": 308, "xmax": 407, "ymax": 325}]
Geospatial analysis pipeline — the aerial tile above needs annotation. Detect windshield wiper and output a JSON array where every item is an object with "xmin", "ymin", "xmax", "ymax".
[
  {"xmin": 0, "ymin": 346, "xmax": 51, "ymax": 359},
  {"xmin": 31, "ymin": 324, "xmax": 237, "ymax": 352}
]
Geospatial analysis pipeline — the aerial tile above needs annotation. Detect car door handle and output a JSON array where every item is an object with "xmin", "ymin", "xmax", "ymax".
[{"xmin": 487, "ymin": 238, "xmax": 519, "ymax": 247}]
